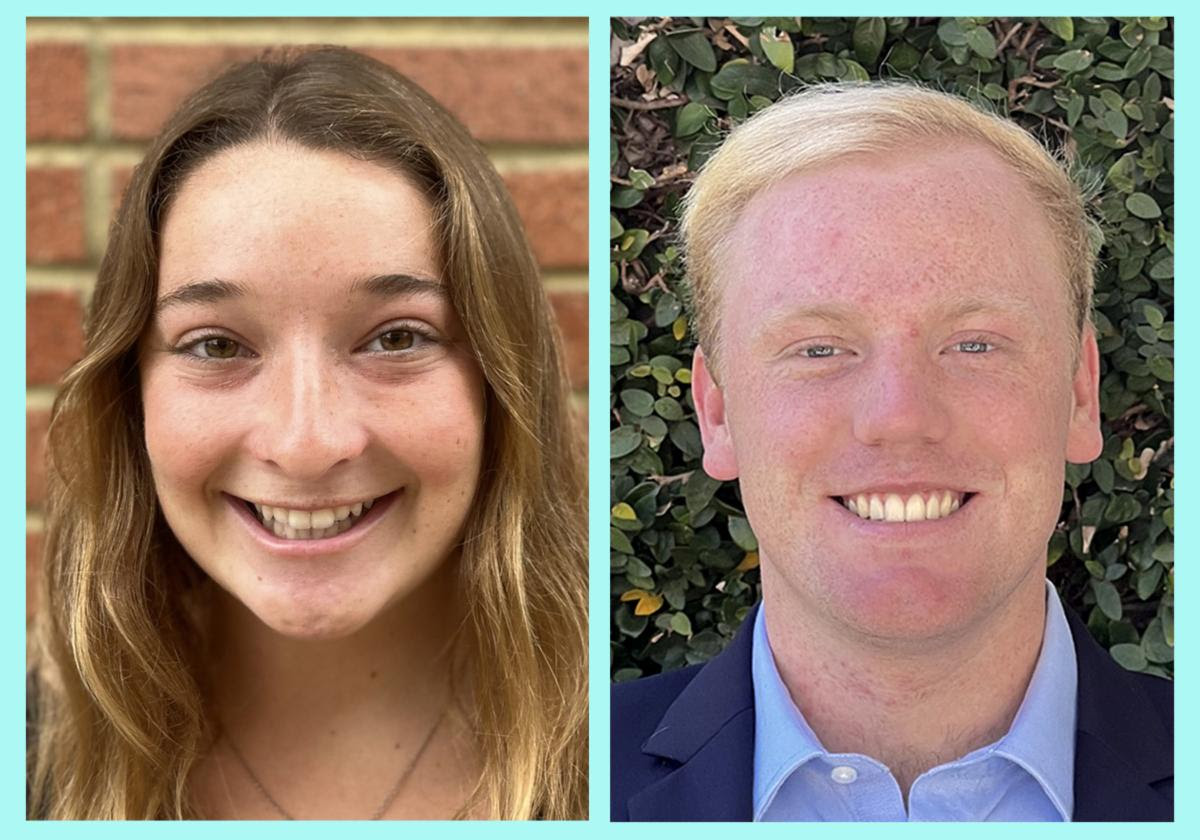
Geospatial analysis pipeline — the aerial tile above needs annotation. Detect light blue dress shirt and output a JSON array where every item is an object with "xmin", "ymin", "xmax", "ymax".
[{"xmin": 752, "ymin": 579, "xmax": 1077, "ymax": 821}]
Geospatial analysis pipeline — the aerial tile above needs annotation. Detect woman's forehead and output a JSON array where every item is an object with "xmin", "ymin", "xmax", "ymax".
[{"xmin": 159, "ymin": 140, "xmax": 441, "ymax": 293}]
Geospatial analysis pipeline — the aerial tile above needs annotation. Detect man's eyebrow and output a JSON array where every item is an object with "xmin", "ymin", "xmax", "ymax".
[
  {"xmin": 349, "ymin": 273, "xmax": 448, "ymax": 300},
  {"xmin": 155, "ymin": 278, "xmax": 249, "ymax": 313}
]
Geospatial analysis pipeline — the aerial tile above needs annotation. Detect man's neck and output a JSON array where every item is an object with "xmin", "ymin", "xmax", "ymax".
[{"xmin": 762, "ymin": 571, "xmax": 1048, "ymax": 797}]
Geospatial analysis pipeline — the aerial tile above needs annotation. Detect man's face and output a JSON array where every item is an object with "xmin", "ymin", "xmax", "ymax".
[{"xmin": 692, "ymin": 141, "xmax": 1102, "ymax": 644}]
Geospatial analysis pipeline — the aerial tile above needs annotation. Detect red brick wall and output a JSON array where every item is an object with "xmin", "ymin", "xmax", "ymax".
[{"xmin": 25, "ymin": 19, "xmax": 589, "ymax": 617}]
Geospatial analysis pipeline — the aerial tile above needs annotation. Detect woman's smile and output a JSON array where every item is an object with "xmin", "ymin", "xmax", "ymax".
[{"xmin": 225, "ymin": 489, "xmax": 400, "ymax": 546}]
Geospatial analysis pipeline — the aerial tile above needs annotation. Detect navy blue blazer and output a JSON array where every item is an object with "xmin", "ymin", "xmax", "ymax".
[{"xmin": 611, "ymin": 603, "xmax": 1173, "ymax": 821}]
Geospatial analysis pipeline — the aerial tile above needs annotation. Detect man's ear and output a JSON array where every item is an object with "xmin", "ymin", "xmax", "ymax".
[
  {"xmin": 1065, "ymin": 322, "xmax": 1104, "ymax": 464},
  {"xmin": 692, "ymin": 346, "xmax": 740, "ymax": 481}
]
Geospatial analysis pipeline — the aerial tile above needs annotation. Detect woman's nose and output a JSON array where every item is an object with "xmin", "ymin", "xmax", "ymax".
[{"xmin": 247, "ymin": 349, "xmax": 370, "ymax": 480}]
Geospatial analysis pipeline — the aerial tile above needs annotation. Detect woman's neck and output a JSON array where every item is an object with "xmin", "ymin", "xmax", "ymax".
[{"xmin": 192, "ymin": 565, "xmax": 479, "ymax": 819}]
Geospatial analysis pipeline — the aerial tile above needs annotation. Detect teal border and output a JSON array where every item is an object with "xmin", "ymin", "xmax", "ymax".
[{"xmin": 11, "ymin": 3, "xmax": 1192, "ymax": 836}]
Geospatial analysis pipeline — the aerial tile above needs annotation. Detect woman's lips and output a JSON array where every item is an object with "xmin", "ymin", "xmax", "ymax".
[{"xmin": 225, "ymin": 490, "xmax": 400, "ymax": 556}]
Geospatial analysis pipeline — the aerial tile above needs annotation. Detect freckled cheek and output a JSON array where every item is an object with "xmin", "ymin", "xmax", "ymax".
[
  {"xmin": 140, "ymin": 375, "xmax": 237, "ymax": 497},
  {"xmin": 374, "ymin": 374, "xmax": 486, "ymax": 489},
  {"xmin": 725, "ymin": 381, "xmax": 838, "ymax": 479}
]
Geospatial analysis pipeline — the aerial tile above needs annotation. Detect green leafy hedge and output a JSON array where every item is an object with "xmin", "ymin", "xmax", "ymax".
[{"xmin": 610, "ymin": 17, "xmax": 1173, "ymax": 681}]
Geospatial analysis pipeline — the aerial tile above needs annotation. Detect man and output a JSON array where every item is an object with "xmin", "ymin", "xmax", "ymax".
[{"xmin": 611, "ymin": 83, "xmax": 1173, "ymax": 822}]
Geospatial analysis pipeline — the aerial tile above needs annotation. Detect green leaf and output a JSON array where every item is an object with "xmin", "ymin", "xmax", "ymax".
[
  {"xmin": 1053, "ymin": 49, "xmax": 1093, "ymax": 73},
  {"xmin": 727, "ymin": 516, "xmax": 758, "ymax": 551},
  {"xmin": 628, "ymin": 168, "xmax": 654, "ymax": 191},
  {"xmin": 1143, "ymin": 305, "xmax": 1164, "ymax": 328},
  {"xmin": 611, "ymin": 526, "xmax": 634, "ymax": 554},
  {"xmin": 1092, "ymin": 579, "xmax": 1123, "ymax": 620},
  {"xmin": 760, "ymin": 31, "xmax": 794, "ymax": 74},
  {"xmin": 669, "ymin": 611, "xmax": 693, "ymax": 636},
  {"xmin": 1110, "ymin": 643, "xmax": 1147, "ymax": 671},
  {"xmin": 1105, "ymin": 493, "xmax": 1143, "ymax": 523},
  {"xmin": 1092, "ymin": 458, "xmax": 1114, "ymax": 493},
  {"xmin": 674, "ymin": 102, "xmax": 712, "ymax": 137},
  {"xmin": 684, "ymin": 468, "xmax": 722, "ymax": 515},
  {"xmin": 611, "ymin": 187, "xmax": 644, "ymax": 209},
  {"xmin": 654, "ymin": 292, "xmax": 682, "ymax": 327},
  {"xmin": 610, "ymin": 426, "xmax": 642, "ymax": 459},
  {"xmin": 853, "ymin": 17, "xmax": 887, "ymax": 66},
  {"xmin": 1103, "ymin": 108, "xmax": 1129, "ymax": 138},
  {"xmin": 936, "ymin": 18, "xmax": 968, "ymax": 47},
  {"xmin": 654, "ymin": 397, "xmax": 685, "ymax": 421},
  {"xmin": 620, "ymin": 388, "xmax": 655, "ymax": 417},
  {"xmin": 1040, "ymin": 17, "xmax": 1074, "ymax": 42},
  {"xmin": 1125, "ymin": 44, "xmax": 1153, "ymax": 77},
  {"xmin": 668, "ymin": 31, "xmax": 717, "ymax": 72},
  {"xmin": 1125, "ymin": 192, "xmax": 1162, "ymax": 219},
  {"xmin": 1148, "ymin": 356, "xmax": 1173, "ymax": 382},
  {"xmin": 965, "ymin": 26, "xmax": 997, "ymax": 59},
  {"xmin": 615, "ymin": 606, "xmax": 648, "ymax": 637},
  {"xmin": 711, "ymin": 59, "xmax": 780, "ymax": 99},
  {"xmin": 669, "ymin": 421, "xmax": 703, "ymax": 459}
]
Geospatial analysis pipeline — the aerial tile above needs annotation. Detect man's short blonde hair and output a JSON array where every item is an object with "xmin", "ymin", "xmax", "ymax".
[{"xmin": 680, "ymin": 82, "xmax": 1096, "ymax": 368}]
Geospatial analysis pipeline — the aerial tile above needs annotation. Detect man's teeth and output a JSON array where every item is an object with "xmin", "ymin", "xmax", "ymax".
[
  {"xmin": 843, "ymin": 491, "xmax": 963, "ymax": 522},
  {"xmin": 250, "ymin": 499, "xmax": 376, "ymax": 540}
]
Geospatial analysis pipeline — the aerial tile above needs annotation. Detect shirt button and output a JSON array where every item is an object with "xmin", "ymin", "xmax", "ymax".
[{"xmin": 830, "ymin": 765, "xmax": 858, "ymax": 784}]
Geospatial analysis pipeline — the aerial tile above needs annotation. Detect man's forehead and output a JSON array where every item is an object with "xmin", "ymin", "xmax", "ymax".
[{"xmin": 720, "ymin": 141, "xmax": 1063, "ymax": 313}]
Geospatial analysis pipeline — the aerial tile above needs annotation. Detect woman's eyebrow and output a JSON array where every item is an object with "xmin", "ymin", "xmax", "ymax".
[
  {"xmin": 350, "ymin": 273, "xmax": 447, "ymax": 300},
  {"xmin": 155, "ymin": 278, "xmax": 249, "ymax": 313}
]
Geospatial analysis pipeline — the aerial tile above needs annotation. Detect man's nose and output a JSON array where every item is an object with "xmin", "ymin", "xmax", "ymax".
[
  {"xmin": 851, "ymin": 343, "xmax": 952, "ymax": 447},
  {"xmin": 248, "ymin": 349, "xmax": 369, "ymax": 480}
]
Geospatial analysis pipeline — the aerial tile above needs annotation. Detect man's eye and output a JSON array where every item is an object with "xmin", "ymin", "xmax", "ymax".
[
  {"xmin": 955, "ymin": 340, "xmax": 993, "ymax": 353},
  {"xmin": 801, "ymin": 345, "xmax": 840, "ymax": 358}
]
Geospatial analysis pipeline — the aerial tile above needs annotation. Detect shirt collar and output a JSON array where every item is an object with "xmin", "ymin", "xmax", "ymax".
[{"xmin": 751, "ymin": 579, "xmax": 1077, "ymax": 820}]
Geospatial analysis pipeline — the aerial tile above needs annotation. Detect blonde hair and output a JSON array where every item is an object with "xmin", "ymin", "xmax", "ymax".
[
  {"xmin": 30, "ymin": 46, "xmax": 587, "ymax": 820},
  {"xmin": 681, "ymin": 81, "xmax": 1096, "ymax": 368}
]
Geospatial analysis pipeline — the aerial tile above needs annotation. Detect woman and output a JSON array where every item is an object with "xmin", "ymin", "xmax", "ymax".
[{"xmin": 28, "ymin": 46, "xmax": 587, "ymax": 820}]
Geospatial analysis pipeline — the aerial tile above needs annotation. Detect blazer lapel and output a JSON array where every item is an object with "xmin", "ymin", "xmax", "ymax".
[
  {"xmin": 627, "ymin": 606, "xmax": 759, "ymax": 821},
  {"xmin": 1065, "ymin": 606, "xmax": 1173, "ymax": 821}
]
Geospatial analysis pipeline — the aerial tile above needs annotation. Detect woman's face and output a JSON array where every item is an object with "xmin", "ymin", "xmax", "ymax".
[{"xmin": 140, "ymin": 141, "xmax": 486, "ymax": 640}]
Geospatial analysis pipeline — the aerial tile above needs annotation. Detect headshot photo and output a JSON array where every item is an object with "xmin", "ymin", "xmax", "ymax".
[
  {"xmin": 610, "ymin": 17, "xmax": 1173, "ymax": 821},
  {"xmin": 26, "ymin": 18, "xmax": 588, "ymax": 820}
]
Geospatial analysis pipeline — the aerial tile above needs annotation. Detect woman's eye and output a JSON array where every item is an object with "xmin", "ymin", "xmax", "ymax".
[
  {"xmin": 376, "ymin": 329, "xmax": 415, "ymax": 351},
  {"xmin": 362, "ymin": 326, "xmax": 434, "ymax": 354},
  {"xmin": 179, "ymin": 335, "xmax": 246, "ymax": 360}
]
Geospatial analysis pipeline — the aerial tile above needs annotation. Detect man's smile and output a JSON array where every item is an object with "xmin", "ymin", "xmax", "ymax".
[{"xmin": 832, "ymin": 490, "xmax": 978, "ymax": 523}]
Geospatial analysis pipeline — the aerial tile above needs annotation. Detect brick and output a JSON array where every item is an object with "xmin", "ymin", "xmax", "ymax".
[
  {"xmin": 27, "ymin": 530, "xmax": 43, "ymax": 622},
  {"xmin": 368, "ymin": 47, "xmax": 587, "ymax": 145},
  {"xmin": 547, "ymin": 288, "xmax": 588, "ymax": 388},
  {"xmin": 27, "ymin": 167, "xmax": 87, "ymax": 264},
  {"xmin": 27, "ymin": 290, "xmax": 84, "ymax": 386},
  {"xmin": 27, "ymin": 42, "xmax": 89, "ymax": 141},
  {"xmin": 108, "ymin": 44, "xmax": 258, "ymax": 140},
  {"xmin": 27, "ymin": 409, "xmax": 50, "ymax": 509},
  {"xmin": 109, "ymin": 45, "xmax": 587, "ymax": 145},
  {"xmin": 505, "ymin": 171, "xmax": 587, "ymax": 270}
]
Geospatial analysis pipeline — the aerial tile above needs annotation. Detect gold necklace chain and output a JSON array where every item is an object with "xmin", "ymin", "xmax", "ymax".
[{"xmin": 221, "ymin": 707, "xmax": 448, "ymax": 820}]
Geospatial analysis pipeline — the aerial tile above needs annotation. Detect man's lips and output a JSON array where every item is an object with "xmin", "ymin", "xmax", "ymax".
[{"xmin": 831, "ymin": 490, "xmax": 978, "ymax": 523}]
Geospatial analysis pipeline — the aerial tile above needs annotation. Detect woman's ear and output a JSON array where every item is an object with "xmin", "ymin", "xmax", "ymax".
[{"xmin": 691, "ymin": 346, "xmax": 740, "ymax": 481}]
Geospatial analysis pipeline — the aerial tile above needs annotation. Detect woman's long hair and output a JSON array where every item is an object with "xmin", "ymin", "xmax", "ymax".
[{"xmin": 29, "ymin": 46, "xmax": 587, "ymax": 820}]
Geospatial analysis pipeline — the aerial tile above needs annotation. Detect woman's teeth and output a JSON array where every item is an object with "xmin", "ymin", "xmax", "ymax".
[
  {"xmin": 250, "ymin": 499, "xmax": 375, "ymax": 540},
  {"xmin": 841, "ymin": 491, "xmax": 965, "ymax": 522}
]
